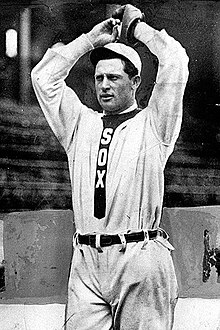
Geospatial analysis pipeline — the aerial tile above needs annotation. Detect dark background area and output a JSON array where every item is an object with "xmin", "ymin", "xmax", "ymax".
[{"xmin": 0, "ymin": 0, "xmax": 220, "ymax": 211}]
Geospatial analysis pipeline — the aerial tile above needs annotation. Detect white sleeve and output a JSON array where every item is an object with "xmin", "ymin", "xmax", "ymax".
[
  {"xmin": 31, "ymin": 34, "xmax": 94, "ymax": 151},
  {"xmin": 135, "ymin": 22, "xmax": 189, "ymax": 145}
]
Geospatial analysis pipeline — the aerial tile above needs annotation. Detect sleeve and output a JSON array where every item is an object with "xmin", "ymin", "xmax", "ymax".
[
  {"xmin": 135, "ymin": 22, "xmax": 189, "ymax": 145},
  {"xmin": 31, "ymin": 34, "xmax": 94, "ymax": 151}
]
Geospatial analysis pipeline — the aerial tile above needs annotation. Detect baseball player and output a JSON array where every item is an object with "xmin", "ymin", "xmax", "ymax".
[{"xmin": 31, "ymin": 4, "xmax": 189, "ymax": 330}]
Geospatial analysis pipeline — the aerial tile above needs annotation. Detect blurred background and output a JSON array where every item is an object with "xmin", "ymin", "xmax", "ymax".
[{"xmin": 0, "ymin": 0, "xmax": 220, "ymax": 213}]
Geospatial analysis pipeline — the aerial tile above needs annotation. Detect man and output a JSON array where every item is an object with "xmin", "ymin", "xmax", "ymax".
[{"xmin": 31, "ymin": 4, "xmax": 189, "ymax": 329}]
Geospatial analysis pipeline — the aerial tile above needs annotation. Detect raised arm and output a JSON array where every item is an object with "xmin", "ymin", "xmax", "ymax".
[
  {"xmin": 113, "ymin": 4, "xmax": 189, "ymax": 145},
  {"xmin": 31, "ymin": 34, "xmax": 93, "ymax": 151},
  {"xmin": 134, "ymin": 21, "xmax": 189, "ymax": 145},
  {"xmin": 31, "ymin": 18, "xmax": 120, "ymax": 151}
]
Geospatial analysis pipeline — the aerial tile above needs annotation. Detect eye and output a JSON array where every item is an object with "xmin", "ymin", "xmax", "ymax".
[
  {"xmin": 109, "ymin": 75, "xmax": 118, "ymax": 81},
  {"xmin": 95, "ymin": 75, "xmax": 103, "ymax": 82}
]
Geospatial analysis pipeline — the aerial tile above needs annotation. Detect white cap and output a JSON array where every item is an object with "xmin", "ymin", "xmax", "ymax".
[{"xmin": 90, "ymin": 43, "xmax": 142, "ymax": 75}]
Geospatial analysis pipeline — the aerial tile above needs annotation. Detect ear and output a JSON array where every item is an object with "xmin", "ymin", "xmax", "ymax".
[{"xmin": 131, "ymin": 75, "xmax": 141, "ymax": 90}]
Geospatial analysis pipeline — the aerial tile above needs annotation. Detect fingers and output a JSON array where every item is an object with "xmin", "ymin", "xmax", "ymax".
[
  {"xmin": 107, "ymin": 17, "xmax": 121, "ymax": 28},
  {"xmin": 112, "ymin": 24, "xmax": 121, "ymax": 42},
  {"xmin": 110, "ymin": 18, "xmax": 121, "ymax": 41},
  {"xmin": 105, "ymin": 18, "xmax": 120, "ymax": 39}
]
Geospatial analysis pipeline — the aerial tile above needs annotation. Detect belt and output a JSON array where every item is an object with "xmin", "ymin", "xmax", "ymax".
[{"xmin": 77, "ymin": 229, "xmax": 166, "ymax": 248}]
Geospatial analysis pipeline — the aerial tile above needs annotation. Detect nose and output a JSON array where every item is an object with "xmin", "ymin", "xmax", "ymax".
[{"xmin": 101, "ymin": 76, "xmax": 110, "ymax": 91}]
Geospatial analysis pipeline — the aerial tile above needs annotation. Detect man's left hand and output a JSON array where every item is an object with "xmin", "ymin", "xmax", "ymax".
[{"xmin": 112, "ymin": 4, "xmax": 144, "ymax": 45}]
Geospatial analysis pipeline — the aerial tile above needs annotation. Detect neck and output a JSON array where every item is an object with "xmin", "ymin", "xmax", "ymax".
[{"xmin": 103, "ymin": 101, "xmax": 137, "ymax": 116}]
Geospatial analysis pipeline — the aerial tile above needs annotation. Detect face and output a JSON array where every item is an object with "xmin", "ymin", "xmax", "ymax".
[{"xmin": 95, "ymin": 58, "xmax": 137, "ymax": 115}]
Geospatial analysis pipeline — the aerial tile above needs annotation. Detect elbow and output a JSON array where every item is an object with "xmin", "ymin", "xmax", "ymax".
[
  {"xmin": 175, "ymin": 46, "xmax": 189, "ymax": 66},
  {"xmin": 31, "ymin": 66, "xmax": 39, "ymax": 88},
  {"xmin": 181, "ymin": 50, "xmax": 189, "ymax": 81},
  {"xmin": 183, "ymin": 49, "xmax": 189, "ymax": 67},
  {"xmin": 31, "ymin": 65, "xmax": 48, "ymax": 92},
  {"xmin": 175, "ymin": 48, "xmax": 189, "ymax": 80},
  {"xmin": 179, "ymin": 46, "xmax": 189, "ymax": 66},
  {"xmin": 31, "ymin": 66, "xmax": 49, "ymax": 100}
]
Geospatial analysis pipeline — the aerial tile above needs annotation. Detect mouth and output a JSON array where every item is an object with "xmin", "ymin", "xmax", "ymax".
[{"xmin": 100, "ymin": 94, "xmax": 114, "ymax": 102}]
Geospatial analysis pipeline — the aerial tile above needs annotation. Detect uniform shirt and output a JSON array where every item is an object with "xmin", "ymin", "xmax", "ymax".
[{"xmin": 31, "ymin": 23, "xmax": 189, "ymax": 235}]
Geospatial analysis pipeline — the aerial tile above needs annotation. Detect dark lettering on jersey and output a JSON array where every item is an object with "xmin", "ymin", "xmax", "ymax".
[{"xmin": 94, "ymin": 128, "xmax": 113, "ymax": 219}]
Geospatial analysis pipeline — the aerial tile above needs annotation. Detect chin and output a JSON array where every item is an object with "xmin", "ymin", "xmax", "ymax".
[
  {"xmin": 98, "ymin": 100, "xmax": 123, "ymax": 114},
  {"xmin": 101, "ymin": 104, "xmax": 116, "ymax": 113}
]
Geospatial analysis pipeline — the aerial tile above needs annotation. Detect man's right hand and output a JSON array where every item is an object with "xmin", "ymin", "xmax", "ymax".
[{"xmin": 86, "ymin": 18, "xmax": 121, "ymax": 48}]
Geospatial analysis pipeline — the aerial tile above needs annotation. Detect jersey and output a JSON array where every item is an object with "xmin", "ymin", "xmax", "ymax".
[{"xmin": 31, "ymin": 24, "xmax": 189, "ymax": 235}]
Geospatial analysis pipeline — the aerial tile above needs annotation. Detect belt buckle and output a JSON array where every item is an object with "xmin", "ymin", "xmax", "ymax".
[{"xmin": 102, "ymin": 235, "xmax": 113, "ymax": 246}]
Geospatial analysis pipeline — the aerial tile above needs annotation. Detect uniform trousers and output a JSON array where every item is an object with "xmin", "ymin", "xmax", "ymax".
[{"xmin": 65, "ymin": 233, "xmax": 178, "ymax": 330}]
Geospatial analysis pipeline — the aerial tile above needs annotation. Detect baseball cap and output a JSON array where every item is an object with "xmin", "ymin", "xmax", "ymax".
[{"xmin": 90, "ymin": 43, "xmax": 142, "ymax": 75}]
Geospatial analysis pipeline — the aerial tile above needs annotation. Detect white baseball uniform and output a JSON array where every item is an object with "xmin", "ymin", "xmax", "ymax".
[{"xmin": 32, "ymin": 21, "xmax": 189, "ymax": 330}]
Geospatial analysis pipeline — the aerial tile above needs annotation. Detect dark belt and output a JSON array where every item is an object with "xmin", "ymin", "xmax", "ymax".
[{"xmin": 77, "ymin": 229, "xmax": 166, "ymax": 248}]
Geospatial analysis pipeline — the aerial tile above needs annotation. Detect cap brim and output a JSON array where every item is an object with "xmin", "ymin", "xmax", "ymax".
[{"xmin": 90, "ymin": 47, "xmax": 127, "ymax": 67}]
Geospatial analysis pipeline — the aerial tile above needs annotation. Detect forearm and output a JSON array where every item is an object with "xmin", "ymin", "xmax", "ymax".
[
  {"xmin": 31, "ymin": 34, "xmax": 93, "ymax": 91},
  {"xmin": 134, "ymin": 22, "xmax": 188, "ymax": 66},
  {"xmin": 52, "ymin": 33, "xmax": 94, "ymax": 62}
]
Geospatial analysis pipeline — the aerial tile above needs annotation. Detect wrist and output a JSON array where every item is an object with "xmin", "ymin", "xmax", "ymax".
[
  {"xmin": 86, "ymin": 31, "xmax": 95, "ymax": 46},
  {"xmin": 134, "ymin": 21, "xmax": 155, "ymax": 43},
  {"xmin": 86, "ymin": 31, "xmax": 98, "ymax": 48},
  {"xmin": 85, "ymin": 33, "xmax": 95, "ymax": 49}
]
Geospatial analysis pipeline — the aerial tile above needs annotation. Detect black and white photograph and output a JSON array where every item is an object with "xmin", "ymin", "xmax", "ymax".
[{"xmin": 0, "ymin": 1, "xmax": 220, "ymax": 329}]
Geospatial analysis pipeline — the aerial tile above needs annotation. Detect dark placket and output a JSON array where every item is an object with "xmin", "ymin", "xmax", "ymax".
[{"xmin": 94, "ymin": 108, "xmax": 141, "ymax": 219}]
